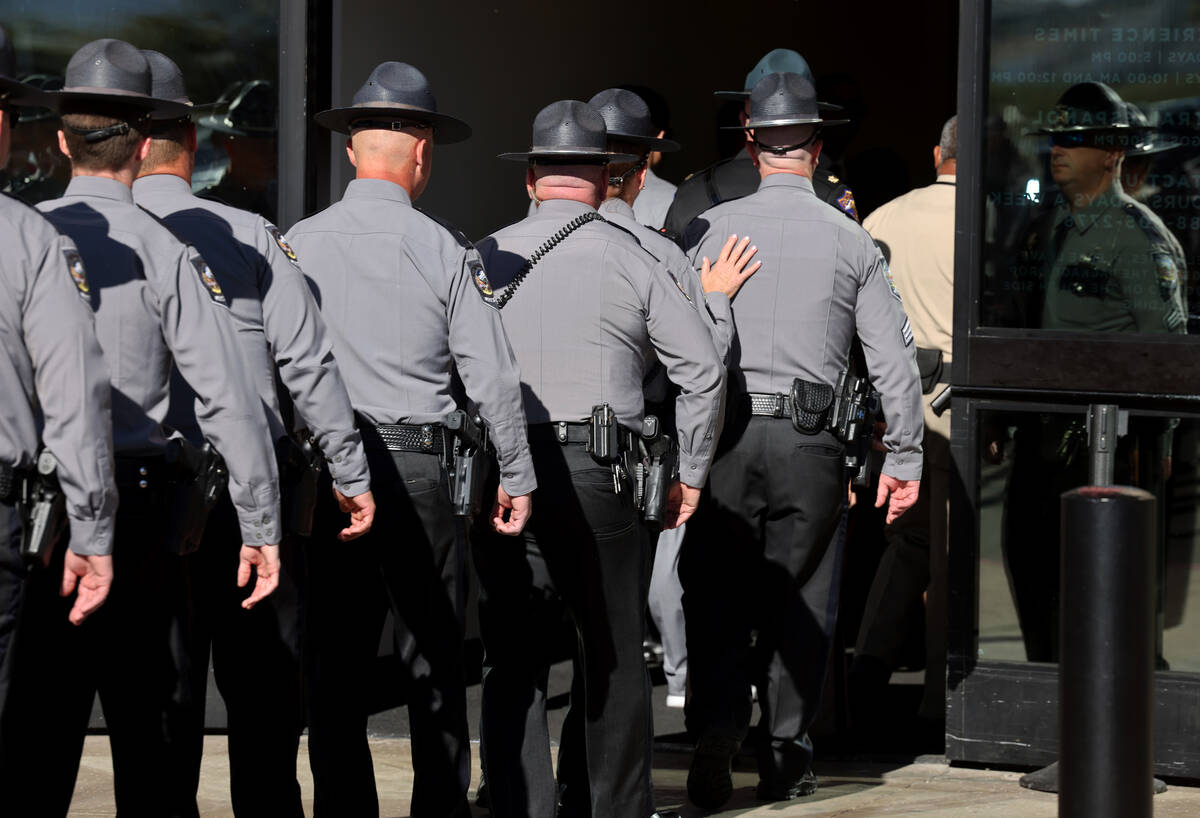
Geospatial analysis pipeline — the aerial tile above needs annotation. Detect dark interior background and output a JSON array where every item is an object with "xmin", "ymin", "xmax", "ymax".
[{"xmin": 326, "ymin": 0, "xmax": 959, "ymax": 240}]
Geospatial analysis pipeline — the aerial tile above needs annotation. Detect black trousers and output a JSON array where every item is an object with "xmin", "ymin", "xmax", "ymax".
[
  {"xmin": 474, "ymin": 432, "xmax": 652, "ymax": 818},
  {"xmin": 0, "ymin": 475, "xmax": 182, "ymax": 817},
  {"xmin": 0, "ymin": 501, "xmax": 23, "ymax": 721},
  {"xmin": 163, "ymin": 495, "xmax": 306, "ymax": 818},
  {"xmin": 680, "ymin": 418, "xmax": 846, "ymax": 785},
  {"xmin": 305, "ymin": 447, "xmax": 470, "ymax": 818}
]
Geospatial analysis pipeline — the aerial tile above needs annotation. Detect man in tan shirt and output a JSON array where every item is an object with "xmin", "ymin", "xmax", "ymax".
[{"xmin": 852, "ymin": 116, "xmax": 956, "ymax": 721}]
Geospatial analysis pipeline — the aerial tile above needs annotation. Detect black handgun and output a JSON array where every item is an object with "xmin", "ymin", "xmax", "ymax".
[
  {"xmin": 19, "ymin": 450, "xmax": 67, "ymax": 568},
  {"xmin": 828, "ymin": 370, "xmax": 882, "ymax": 487},
  {"xmin": 445, "ymin": 410, "xmax": 488, "ymax": 518},
  {"xmin": 165, "ymin": 438, "xmax": 228, "ymax": 555},
  {"xmin": 638, "ymin": 415, "xmax": 677, "ymax": 531},
  {"xmin": 278, "ymin": 432, "xmax": 324, "ymax": 537}
]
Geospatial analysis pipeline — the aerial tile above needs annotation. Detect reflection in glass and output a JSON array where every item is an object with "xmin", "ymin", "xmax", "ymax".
[
  {"xmin": 2, "ymin": 1, "xmax": 278, "ymax": 221},
  {"xmin": 982, "ymin": 0, "xmax": 1200, "ymax": 333}
]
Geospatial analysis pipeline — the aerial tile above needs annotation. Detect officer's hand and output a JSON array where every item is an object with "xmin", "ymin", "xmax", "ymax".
[
  {"xmin": 491, "ymin": 486, "xmax": 532, "ymax": 536},
  {"xmin": 237, "ymin": 544, "xmax": 281, "ymax": 610},
  {"xmin": 334, "ymin": 488, "xmax": 376, "ymax": 541},
  {"xmin": 876, "ymin": 474, "xmax": 920, "ymax": 524},
  {"xmin": 664, "ymin": 482, "xmax": 702, "ymax": 529},
  {"xmin": 61, "ymin": 551, "xmax": 114, "ymax": 626},
  {"xmin": 700, "ymin": 234, "xmax": 761, "ymax": 300}
]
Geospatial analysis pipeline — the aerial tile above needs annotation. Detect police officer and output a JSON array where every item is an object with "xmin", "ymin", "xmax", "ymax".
[
  {"xmin": 474, "ymin": 99, "xmax": 725, "ymax": 818},
  {"xmin": 131, "ymin": 51, "xmax": 375, "ymax": 817},
  {"xmin": 0, "ymin": 26, "xmax": 117, "ymax": 716},
  {"xmin": 589, "ymin": 87, "xmax": 756, "ymax": 712},
  {"xmin": 0, "ymin": 40, "xmax": 282, "ymax": 816},
  {"xmin": 679, "ymin": 72, "xmax": 923, "ymax": 809},
  {"xmin": 287, "ymin": 61, "xmax": 533, "ymax": 818},
  {"xmin": 663, "ymin": 49, "xmax": 859, "ymax": 239},
  {"xmin": 198, "ymin": 79, "xmax": 278, "ymax": 222},
  {"xmin": 1002, "ymin": 82, "xmax": 1185, "ymax": 663}
]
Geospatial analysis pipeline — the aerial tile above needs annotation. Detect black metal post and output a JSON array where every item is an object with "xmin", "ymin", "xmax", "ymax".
[{"xmin": 1059, "ymin": 486, "xmax": 1156, "ymax": 818}]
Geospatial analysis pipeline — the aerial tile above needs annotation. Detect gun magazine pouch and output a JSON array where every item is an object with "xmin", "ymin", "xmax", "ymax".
[{"xmin": 790, "ymin": 379, "xmax": 835, "ymax": 434}]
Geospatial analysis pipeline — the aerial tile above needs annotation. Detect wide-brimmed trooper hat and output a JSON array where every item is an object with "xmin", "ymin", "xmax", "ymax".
[
  {"xmin": 197, "ymin": 80, "xmax": 276, "ymax": 136},
  {"xmin": 0, "ymin": 25, "xmax": 51, "ymax": 109},
  {"xmin": 499, "ymin": 100, "xmax": 639, "ymax": 163},
  {"xmin": 714, "ymin": 47, "xmax": 843, "ymax": 114},
  {"xmin": 52, "ymin": 39, "xmax": 189, "ymax": 119},
  {"xmin": 587, "ymin": 88, "xmax": 679, "ymax": 152},
  {"xmin": 315, "ymin": 62, "xmax": 470, "ymax": 143},
  {"xmin": 1123, "ymin": 101, "xmax": 1178, "ymax": 156},
  {"xmin": 140, "ymin": 50, "xmax": 192, "ymax": 124},
  {"xmin": 1026, "ymin": 82, "xmax": 1139, "ymax": 136},
  {"xmin": 725, "ymin": 72, "xmax": 849, "ymax": 132}
]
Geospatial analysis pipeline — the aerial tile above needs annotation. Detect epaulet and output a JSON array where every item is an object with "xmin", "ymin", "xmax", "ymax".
[
  {"xmin": 659, "ymin": 226, "xmax": 683, "ymax": 247},
  {"xmin": 415, "ymin": 205, "xmax": 475, "ymax": 250},
  {"xmin": 596, "ymin": 214, "xmax": 662, "ymax": 264}
]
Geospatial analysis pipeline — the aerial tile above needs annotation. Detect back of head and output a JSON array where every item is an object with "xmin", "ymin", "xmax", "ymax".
[
  {"xmin": 140, "ymin": 49, "xmax": 193, "ymax": 174},
  {"xmin": 938, "ymin": 115, "xmax": 957, "ymax": 162},
  {"xmin": 60, "ymin": 103, "xmax": 149, "ymax": 172}
]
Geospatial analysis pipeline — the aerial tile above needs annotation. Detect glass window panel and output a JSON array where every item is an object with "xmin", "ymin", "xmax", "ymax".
[
  {"xmin": 1, "ymin": 1, "xmax": 279, "ymax": 221},
  {"xmin": 978, "ymin": 405, "xmax": 1200, "ymax": 673},
  {"xmin": 982, "ymin": 0, "xmax": 1200, "ymax": 335}
]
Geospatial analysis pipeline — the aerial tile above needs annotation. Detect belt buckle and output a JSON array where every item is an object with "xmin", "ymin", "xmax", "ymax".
[{"xmin": 420, "ymin": 424, "xmax": 434, "ymax": 449}]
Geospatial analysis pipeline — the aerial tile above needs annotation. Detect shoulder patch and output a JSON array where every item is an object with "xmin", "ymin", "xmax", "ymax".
[
  {"xmin": 836, "ymin": 188, "xmax": 859, "ymax": 222},
  {"xmin": 468, "ymin": 256, "xmax": 499, "ymax": 308},
  {"xmin": 266, "ymin": 224, "xmax": 300, "ymax": 266},
  {"xmin": 881, "ymin": 256, "xmax": 903, "ymax": 302},
  {"xmin": 64, "ymin": 249, "xmax": 91, "ymax": 303},
  {"xmin": 192, "ymin": 256, "xmax": 228, "ymax": 306}
]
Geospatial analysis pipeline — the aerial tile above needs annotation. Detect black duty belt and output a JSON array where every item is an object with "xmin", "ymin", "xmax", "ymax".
[
  {"xmin": 361, "ymin": 422, "xmax": 446, "ymax": 455},
  {"xmin": 530, "ymin": 421, "xmax": 638, "ymax": 451},
  {"xmin": 747, "ymin": 392, "xmax": 796, "ymax": 418},
  {"xmin": 0, "ymin": 461, "xmax": 25, "ymax": 505}
]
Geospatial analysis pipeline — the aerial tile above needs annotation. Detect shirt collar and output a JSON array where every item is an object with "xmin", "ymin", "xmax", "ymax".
[
  {"xmin": 758, "ymin": 172, "xmax": 815, "ymax": 195},
  {"xmin": 343, "ymin": 177, "xmax": 413, "ymax": 206},
  {"xmin": 63, "ymin": 175, "xmax": 134, "ymax": 203},
  {"xmin": 533, "ymin": 198, "xmax": 595, "ymax": 219},
  {"xmin": 935, "ymin": 174, "xmax": 956, "ymax": 184},
  {"xmin": 598, "ymin": 197, "xmax": 635, "ymax": 220},
  {"xmin": 132, "ymin": 172, "xmax": 193, "ymax": 198}
]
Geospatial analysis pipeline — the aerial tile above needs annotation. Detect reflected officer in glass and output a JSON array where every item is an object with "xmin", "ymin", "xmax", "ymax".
[
  {"xmin": 679, "ymin": 72, "xmax": 922, "ymax": 810},
  {"xmin": 1, "ymin": 39, "xmax": 282, "ymax": 816},
  {"xmin": 663, "ymin": 48, "xmax": 858, "ymax": 240},
  {"xmin": 1002, "ymin": 82, "xmax": 1185, "ymax": 665},
  {"xmin": 198, "ymin": 79, "xmax": 278, "ymax": 223},
  {"xmin": 3, "ymin": 74, "xmax": 70, "ymax": 203},
  {"xmin": 288, "ymin": 61, "xmax": 535, "ymax": 818},
  {"xmin": 131, "ymin": 50, "xmax": 375, "ymax": 818},
  {"xmin": 0, "ymin": 26, "xmax": 117, "ymax": 715}
]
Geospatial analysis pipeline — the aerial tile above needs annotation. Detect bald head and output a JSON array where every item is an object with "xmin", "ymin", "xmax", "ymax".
[
  {"xmin": 347, "ymin": 122, "xmax": 433, "ymax": 198},
  {"xmin": 748, "ymin": 123, "xmax": 822, "ymax": 178},
  {"xmin": 526, "ymin": 162, "xmax": 607, "ymax": 208}
]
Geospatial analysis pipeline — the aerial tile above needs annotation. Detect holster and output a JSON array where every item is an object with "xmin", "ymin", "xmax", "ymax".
[
  {"xmin": 827, "ymin": 370, "xmax": 882, "ymax": 487},
  {"xmin": 915, "ymin": 347, "xmax": 945, "ymax": 395},
  {"xmin": 587, "ymin": 404, "xmax": 622, "ymax": 465},
  {"xmin": 17, "ymin": 451, "xmax": 67, "ymax": 568},
  {"xmin": 789, "ymin": 378, "xmax": 834, "ymax": 434},
  {"xmin": 635, "ymin": 415, "xmax": 677, "ymax": 531},
  {"xmin": 164, "ymin": 438, "xmax": 228, "ymax": 556},
  {"xmin": 444, "ymin": 410, "xmax": 489, "ymax": 518},
  {"xmin": 277, "ymin": 432, "xmax": 323, "ymax": 537}
]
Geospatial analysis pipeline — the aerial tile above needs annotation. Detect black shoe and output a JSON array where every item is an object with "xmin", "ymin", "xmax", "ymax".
[
  {"xmin": 756, "ymin": 769, "xmax": 818, "ymax": 801},
  {"xmin": 687, "ymin": 734, "xmax": 740, "ymax": 810}
]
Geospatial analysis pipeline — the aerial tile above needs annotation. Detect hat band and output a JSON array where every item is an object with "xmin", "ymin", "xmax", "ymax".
[
  {"xmin": 752, "ymin": 127, "xmax": 820, "ymax": 155},
  {"xmin": 65, "ymin": 120, "xmax": 133, "ymax": 144},
  {"xmin": 348, "ymin": 117, "xmax": 431, "ymax": 132}
]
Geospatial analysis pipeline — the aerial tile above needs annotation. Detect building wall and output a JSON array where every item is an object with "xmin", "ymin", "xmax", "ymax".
[{"xmin": 328, "ymin": 0, "xmax": 959, "ymax": 240}]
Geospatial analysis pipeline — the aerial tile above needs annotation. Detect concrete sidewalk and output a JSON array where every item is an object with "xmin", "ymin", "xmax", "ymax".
[{"xmin": 68, "ymin": 735, "xmax": 1200, "ymax": 817}]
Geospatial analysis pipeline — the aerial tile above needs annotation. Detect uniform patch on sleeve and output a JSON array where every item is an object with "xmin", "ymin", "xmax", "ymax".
[
  {"xmin": 882, "ymin": 257, "xmax": 903, "ymax": 302},
  {"xmin": 666, "ymin": 268, "xmax": 693, "ymax": 303},
  {"xmin": 266, "ymin": 225, "xmax": 301, "ymax": 266},
  {"xmin": 1154, "ymin": 252, "xmax": 1180, "ymax": 301},
  {"xmin": 192, "ymin": 256, "xmax": 228, "ymax": 307},
  {"xmin": 469, "ymin": 259, "xmax": 499, "ymax": 308},
  {"xmin": 901, "ymin": 317, "xmax": 914, "ymax": 347},
  {"xmin": 64, "ymin": 249, "xmax": 91, "ymax": 303},
  {"xmin": 836, "ymin": 189, "xmax": 859, "ymax": 221}
]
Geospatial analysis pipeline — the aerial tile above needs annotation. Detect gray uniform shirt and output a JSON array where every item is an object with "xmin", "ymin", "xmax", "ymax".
[
  {"xmin": 479, "ymin": 198, "xmax": 726, "ymax": 485},
  {"xmin": 133, "ymin": 173, "xmax": 370, "ymax": 497},
  {"xmin": 0, "ymin": 194, "xmax": 117, "ymax": 555},
  {"xmin": 632, "ymin": 168, "xmax": 676, "ymax": 231},
  {"xmin": 40, "ymin": 176, "xmax": 281, "ymax": 545},
  {"xmin": 687, "ymin": 173, "xmax": 924, "ymax": 481},
  {"xmin": 287, "ymin": 179, "xmax": 535, "ymax": 497}
]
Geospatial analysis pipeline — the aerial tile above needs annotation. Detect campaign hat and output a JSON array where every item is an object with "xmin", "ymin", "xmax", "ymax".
[
  {"xmin": 587, "ymin": 88, "xmax": 679, "ymax": 152},
  {"xmin": 315, "ymin": 61, "xmax": 470, "ymax": 144},
  {"xmin": 499, "ymin": 100, "xmax": 638, "ymax": 163},
  {"xmin": 54, "ymin": 38, "xmax": 189, "ymax": 118},
  {"xmin": 714, "ymin": 47, "xmax": 843, "ymax": 114},
  {"xmin": 724, "ymin": 72, "xmax": 849, "ymax": 131}
]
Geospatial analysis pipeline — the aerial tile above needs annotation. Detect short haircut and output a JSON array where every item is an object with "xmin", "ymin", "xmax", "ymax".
[
  {"xmin": 60, "ymin": 103, "xmax": 148, "ymax": 172},
  {"xmin": 143, "ymin": 119, "xmax": 190, "ymax": 171},
  {"xmin": 939, "ymin": 115, "xmax": 958, "ymax": 162}
]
